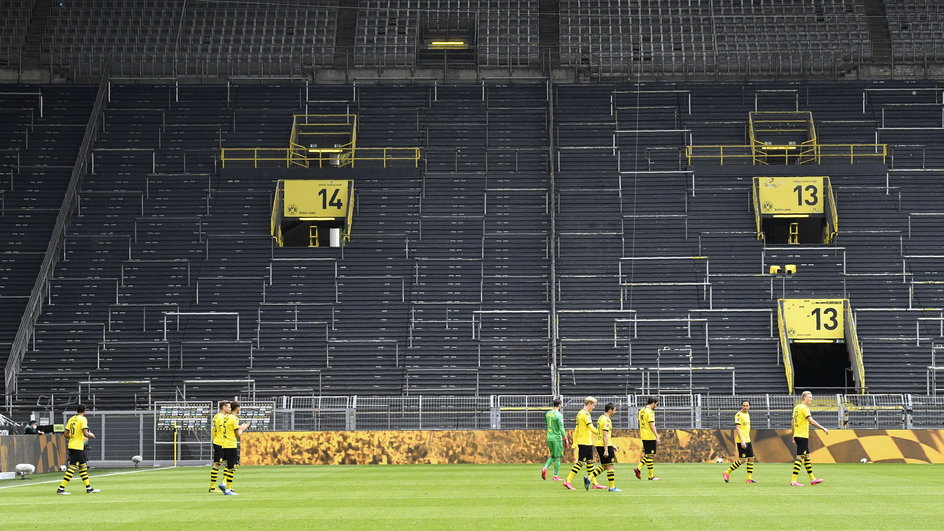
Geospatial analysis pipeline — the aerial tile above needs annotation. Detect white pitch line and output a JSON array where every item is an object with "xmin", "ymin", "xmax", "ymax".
[{"xmin": 0, "ymin": 466, "xmax": 176, "ymax": 490}]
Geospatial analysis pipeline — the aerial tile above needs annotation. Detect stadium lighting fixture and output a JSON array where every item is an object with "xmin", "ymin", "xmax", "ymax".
[{"xmin": 429, "ymin": 40, "xmax": 467, "ymax": 49}]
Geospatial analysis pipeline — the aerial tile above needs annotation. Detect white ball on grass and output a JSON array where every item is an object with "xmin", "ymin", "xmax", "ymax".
[
  {"xmin": 860, "ymin": 457, "xmax": 868, "ymax": 463},
  {"xmin": 715, "ymin": 457, "xmax": 725, "ymax": 464}
]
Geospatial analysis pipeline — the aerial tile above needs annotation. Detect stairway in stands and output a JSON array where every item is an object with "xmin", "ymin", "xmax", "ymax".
[
  {"xmin": 20, "ymin": 0, "xmax": 52, "ymax": 70},
  {"xmin": 333, "ymin": 0, "xmax": 358, "ymax": 68},
  {"xmin": 0, "ymin": 85, "xmax": 93, "ymax": 397},
  {"xmin": 10, "ymin": 80, "xmax": 944, "ymax": 408},
  {"xmin": 13, "ymin": 81, "xmax": 557, "ymax": 407},
  {"xmin": 863, "ymin": 0, "xmax": 893, "ymax": 64}
]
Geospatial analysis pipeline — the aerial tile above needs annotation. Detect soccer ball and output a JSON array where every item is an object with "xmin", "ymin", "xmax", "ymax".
[
  {"xmin": 60, "ymin": 464, "xmax": 67, "ymax": 471},
  {"xmin": 715, "ymin": 457, "xmax": 724, "ymax": 464},
  {"xmin": 859, "ymin": 458, "xmax": 868, "ymax": 464}
]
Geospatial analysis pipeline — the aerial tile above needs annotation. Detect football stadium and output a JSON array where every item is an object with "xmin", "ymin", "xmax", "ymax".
[{"xmin": 1, "ymin": 0, "xmax": 944, "ymax": 528}]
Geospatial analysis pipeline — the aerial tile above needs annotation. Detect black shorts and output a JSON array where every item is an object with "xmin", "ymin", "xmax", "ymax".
[
  {"xmin": 67, "ymin": 449, "xmax": 87, "ymax": 465},
  {"xmin": 596, "ymin": 446, "xmax": 617, "ymax": 465},
  {"xmin": 794, "ymin": 437, "xmax": 810, "ymax": 456},
  {"xmin": 219, "ymin": 447, "xmax": 240, "ymax": 466},
  {"xmin": 212, "ymin": 444, "xmax": 224, "ymax": 463},
  {"xmin": 577, "ymin": 444, "xmax": 595, "ymax": 462},
  {"xmin": 736, "ymin": 442, "xmax": 755, "ymax": 459},
  {"xmin": 642, "ymin": 439, "xmax": 658, "ymax": 455}
]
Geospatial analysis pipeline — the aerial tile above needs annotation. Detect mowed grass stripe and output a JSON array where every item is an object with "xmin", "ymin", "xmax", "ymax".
[{"xmin": 1, "ymin": 464, "xmax": 941, "ymax": 529}]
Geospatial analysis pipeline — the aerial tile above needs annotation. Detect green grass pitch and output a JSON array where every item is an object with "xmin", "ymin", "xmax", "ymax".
[{"xmin": 2, "ymin": 463, "xmax": 942, "ymax": 529}]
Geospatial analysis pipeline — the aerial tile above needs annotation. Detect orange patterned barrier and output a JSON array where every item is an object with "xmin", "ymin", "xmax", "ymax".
[
  {"xmin": 241, "ymin": 429, "xmax": 944, "ymax": 465},
  {"xmin": 0, "ymin": 434, "xmax": 67, "ymax": 473}
]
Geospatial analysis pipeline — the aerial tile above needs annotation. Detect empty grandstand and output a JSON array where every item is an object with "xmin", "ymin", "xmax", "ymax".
[{"xmin": 1, "ymin": 2, "xmax": 943, "ymax": 429}]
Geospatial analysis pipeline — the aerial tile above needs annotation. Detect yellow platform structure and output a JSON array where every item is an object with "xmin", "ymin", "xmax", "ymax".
[{"xmin": 220, "ymin": 114, "xmax": 420, "ymax": 169}]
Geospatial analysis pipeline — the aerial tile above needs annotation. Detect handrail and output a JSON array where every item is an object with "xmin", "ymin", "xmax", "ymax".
[
  {"xmin": 5, "ymin": 69, "xmax": 111, "ymax": 406},
  {"xmin": 824, "ymin": 177, "xmax": 839, "ymax": 243},
  {"xmin": 220, "ymin": 146, "xmax": 421, "ymax": 169},
  {"xmin": 687, "ymin": 143, "xmax": 887, "ymax": 165},
  {"xmin": 750, "ymin": 178, "xmax": 763, "ymax": 239},
  {"xmin": 776, "ymin": 300, "xmax": 795, "ymax": 394},
  {"xmin": 270, "ymin": 180, "xmax": 284, "ymax": 247},
  {"xmin": 845, "ymin": 301, "xmax": 866, "ymax": 394},
  {"xmin": 345, "ymin": 180, "xmax": 355, "ymax": 240}
]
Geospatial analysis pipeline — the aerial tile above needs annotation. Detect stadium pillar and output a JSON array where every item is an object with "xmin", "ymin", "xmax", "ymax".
[{"xmin": 547, "ymin": 80, "xmax": 559, "ymax": 396}]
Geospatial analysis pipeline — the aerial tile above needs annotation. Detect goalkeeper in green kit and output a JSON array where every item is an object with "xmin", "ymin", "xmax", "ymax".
[{"xmin": 541, "ymin": 399, "xmax": 569, "ymax": 481}]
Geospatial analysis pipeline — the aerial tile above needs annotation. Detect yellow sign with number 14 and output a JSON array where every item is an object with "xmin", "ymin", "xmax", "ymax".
[{"xmin": 283, "ymin": 180, "xmax": 350, "ymax": 218}]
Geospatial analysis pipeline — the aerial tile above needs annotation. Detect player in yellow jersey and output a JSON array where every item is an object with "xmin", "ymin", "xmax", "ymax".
[
  {"xmin": 217, "ymin": 401, "xmax": 250, "ymax": 495},
  {"xmin": 723, "ymin": 400, "xmax": 756, "ymax": 483},
  {"xmin": 208, "ymin": 400, "xmax": 232, "ymax": 492},
  {"xmin": 586, "ymin": 402, "xmax": 620, "ymax": 492},
  {"xmin": 790, "ymin": 391, "xmax": 828, "ymax": 486},
  {"xmin": 563, "ymin": 397, "xmax": 600, "ymax": 490},
  {"xmin": 634, "ymin": 397, "xmax": 661, "ymax": 481},
  {"xmin": 57, "ymin": 404, "xmax": 100, "ymax": 495}
]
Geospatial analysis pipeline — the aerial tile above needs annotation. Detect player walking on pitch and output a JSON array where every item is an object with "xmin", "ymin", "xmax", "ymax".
[
  {"xmin": 541, "ymin": 399, "xmax": 568, "ymax": 481},
  {"xmin": 586, "ymin": 402, "xmax": 620, "ymax": 492},
  {"xmin": 634, "ymin": 397, "xmax": 661, "ymax": 481},
  {"xmin": 57, "ymin": 404, "xmax": 100, "ymax": 495},
  {"xmin": 209, "ymin": 400, "xmax": 232, "ymax": 492},
  {"xmin": 790, "ymin": 391, "xmax": 829, "ymax": 486},
  {"xmin": 563, "ymin": 397, "xmax": 600, "ymax": 490},
  {"xmin": 723, "ymin": 400, "xmax": 756, "ymax": 483},
  {"xmin": 217, "ymin": 401, "xmax": 249, "ymax": 495}
]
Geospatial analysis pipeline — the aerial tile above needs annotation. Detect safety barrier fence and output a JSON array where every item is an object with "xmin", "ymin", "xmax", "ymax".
[
  {"xmin": 219, "ymin": 146, "xmax": 421, "ymax": 169},
  {"xmin": 686, "ymin": 143, "xmax": 888, "ymax": 165},
  {"xmin": 42, "ymin": 43, "xmax": 903, "ymax": 83},
  {"xmin": 10, "ymin": 394, "xmax": 940, "ymax": 464}
]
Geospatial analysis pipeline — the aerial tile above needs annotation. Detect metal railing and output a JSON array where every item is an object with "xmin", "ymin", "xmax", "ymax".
[
  {"xmin": 39, "ymin": 40, "xmax": 906, "ymax": 84},
  {"xmin": 271, "ymin": 392, "xmax": 942, "ymax": 432},
  {"xmin": 46, "ymin": 45, "xmax": 944, "ymax": 85},
  {"xmin": 36, "ymin": 393, "xmax": 944, "ymax": 463},
  {"xmin": 686, "ymin": 143, "xmax": 888, "ymax": 165},
  {"xmin": 4, "ymin": 69, "xmax": 110, "ymax": 403},
  {"xmin": 219, "ymin": 146, "xmax": 421, "ymax": 169}
]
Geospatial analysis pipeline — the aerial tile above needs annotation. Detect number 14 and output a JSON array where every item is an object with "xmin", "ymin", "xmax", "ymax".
[{"xmin": 318, "ymin": 188, "xmax": 343, "ymax": 209}]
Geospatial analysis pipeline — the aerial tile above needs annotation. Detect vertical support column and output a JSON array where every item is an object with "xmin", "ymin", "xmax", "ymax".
[
  {"xmin": 346, "ymin": 396, "xmax": 356, "ymax": 431},
  {"xmin": 100, "ymin": 414, "xmax": 106, "ymax": 461},
  {"xmin": 139, "ymin": 413, "xmax": 144, "ymax": 460},
  {"xmin": 904, "ymin": 394, "xmax": 913, "ymax": 429},
  {"xmin": 694, "ymin": 394, "xmax": 702, "ymax": 429},
  {"xmin": 547, "ymin": 81, "xmax": 559, "ymax": 396},
  {"xmin": 490, "ymin": 395, "xmax": 500, "ymax": 429},
  {"xmin": 836, "ymin": 393, "xmax": 844, "ymax": 429}
]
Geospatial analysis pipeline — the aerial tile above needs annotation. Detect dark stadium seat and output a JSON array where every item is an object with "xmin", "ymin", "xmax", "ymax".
[{"xmin": 7, "ymin": 66, "xmax": 944, "ymax": 407}]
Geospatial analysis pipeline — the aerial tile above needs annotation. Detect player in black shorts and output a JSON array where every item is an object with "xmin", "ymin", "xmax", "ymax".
[
  {"xmin": 58, "ymin": 404, "xmax": 100, "ymax": 495},
  {"xmin": 208, "ymin": 400, "xmax": 231, "ymax": 492},
  {"xmin": 217, "ymin": 402, "xmax": 249, "ymax": 495},
  {"xmin": 635, "ymin": 397, "xmax": 661, "ymax": 481},
  {"xmin": 563, "ymin": 397, "xmax": 600, "ymax": 490},
  {"xmin": 723, "ymin": 400, "xmax": 756, "ymax": 483},
  {"xmin": 791, "ymin": 391, "xmax": 829, "ymax": 486},
  {"xmin": 587, "ymin": 402, "xmax": 621, "ymax": 492}
]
